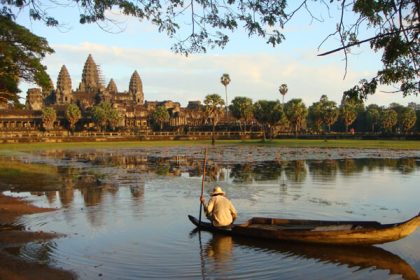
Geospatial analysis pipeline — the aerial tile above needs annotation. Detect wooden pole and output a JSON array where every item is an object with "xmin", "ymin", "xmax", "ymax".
[{"xmin": 198, "ymin": 148, "xmax": 208, "ymax": 227}]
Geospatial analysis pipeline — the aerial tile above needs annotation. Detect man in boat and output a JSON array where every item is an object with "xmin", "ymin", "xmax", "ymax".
[{"xmin": 200, "ymin": 186, "xmax": 237, "ymax": 227}]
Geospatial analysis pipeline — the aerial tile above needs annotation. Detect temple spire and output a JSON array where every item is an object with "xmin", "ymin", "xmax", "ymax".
[
  {"xmin": 79, "ymin": 54, "xmax": 102, "ymax": 92},
  {"xmin": 129, "ymin": 70, "xmax": 144, "ymax": 104},
  {"xmin": 56, "ymin": 65, "xmax": 72, "ymax": 104},
  {"xmin": 107, "ymin": 79, "xmax": 118, "ymax": 93}
]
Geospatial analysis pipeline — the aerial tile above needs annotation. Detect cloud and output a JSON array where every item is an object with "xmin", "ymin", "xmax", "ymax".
[{"xmin": 20, "ymin": 42, "xmax": 417, "ymax": 107}]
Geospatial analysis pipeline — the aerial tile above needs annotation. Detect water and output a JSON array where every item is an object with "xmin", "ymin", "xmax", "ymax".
[{"xmin": 1, "ymin": 146, "xmax": 419, "ymax": 279}]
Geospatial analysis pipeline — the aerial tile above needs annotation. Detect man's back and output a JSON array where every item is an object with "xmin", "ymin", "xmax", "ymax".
[{"xmin": 207, "ymin": 195, "xmax": 237, "ymax": 227}]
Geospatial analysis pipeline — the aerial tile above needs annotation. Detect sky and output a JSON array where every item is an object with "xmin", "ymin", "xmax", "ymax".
[{"xmin": 15, "ymin": 1, "xmax": 419, "ymax": 108}]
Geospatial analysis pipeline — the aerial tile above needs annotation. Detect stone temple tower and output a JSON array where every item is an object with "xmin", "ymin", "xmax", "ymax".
[
  {"xmin": 79, "ymin": 54, "xmax": 103, "ymax": 93},
  {"xmin": 129, "ymin": 70, "xmax": 144, "ymax": 104},
  {"xmin": 26, "ymin": 88, "xmax": 44, "ymax": 110},
  {"xmin": 56, "ymin": 65, "xmax": 72, "ymax": 104},
  {"xmin": 107, "ymin": 79, "xmax": 118, "ymax": 94}
]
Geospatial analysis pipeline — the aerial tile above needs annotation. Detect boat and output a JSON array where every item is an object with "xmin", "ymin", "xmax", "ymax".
[
  {"xmin": 196, "ymin": 233, "xmax": 419, "ymax": 280},
  {"xmin": 188, "ymin": 213, "xmax": 420, "ymax": 245}
]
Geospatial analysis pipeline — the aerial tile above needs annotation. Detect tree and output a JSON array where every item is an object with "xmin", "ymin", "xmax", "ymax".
[
  {"xmin": 108, "ymin": 108, "xmax": 121, "ymax": 130},
  {"xmin": 399, "ymin": 107, "xmax": 417, "ymax": 133},
  {"xmin": 151, "ymin": 105, "xmax": 170, "ymax": 130},
  {"xmin": 91, "ymin": 101, "xmax": 120, "ymax": 131},
  {"xmin": 308, "ymin": 100, "xmax": 323, "ymax": 133},
  {"xmin": 366, "ymin": 104, "xmax": 381, "ymax": 132},
  {"xmin": 220, "ymin": 74, "xmax": 231, "ymax": 113},
  {"xmin": 320, "ymin": 96, "xmax": 339, "ymax": 132},
  {"xmin": 65, "ymin": 103, "xmax": 82, "ymax": 132},
  {"xmin": 416, "ymin": 110, "xmax": 420, "ymax": 133},
  {"xmin": 0, "ymin": 15, "xmax": 54, "ymax": 104},
  {"xmin": 204, "ymin": 94, "xmax": 225, "ymax": 145},
  {"xmin": 381, "ymin": 109, "xmax": 398, "ymax": 133},
  {"xmin": 229, "ymin": 96, "xmax": 253, "ymax": 133},
  {"xmin": 3, "ymin": 1, "xmax": 417, "ymax": 98},
  {"xmin": 91, "ymin": 105, "xmax": 107, "ymax": 131},
  {"xmin": 279, "ymin": 84, "xmax": 288, "ymax": 105},
  {"xmin": 340, "ymin": 99, "xmax": 360, "ymax": 132},
  {"xmin": 42, "ymin": 107, "xmax": 56, "ymax": 131},
  {"xmin": 284, "ymin": 99, "xmax": 308, "ymax": 135},
  {"xmin": 253, "ymin": 100, "xmax": 283, "ymax": 141}
]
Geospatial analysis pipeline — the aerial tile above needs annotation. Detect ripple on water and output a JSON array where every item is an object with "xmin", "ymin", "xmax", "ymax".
[{"xmin": 3, "ymin": 148, "xmax": 419, "ymax": 279}]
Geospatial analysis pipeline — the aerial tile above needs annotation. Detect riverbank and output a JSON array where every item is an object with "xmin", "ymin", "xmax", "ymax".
[
  {"xmin": 1, "ymin": 139, "xmax": 420, "ymax": 152},
  {"xmin": 0, "ymin": 193, "xmax": 75, "ymax": 279}
]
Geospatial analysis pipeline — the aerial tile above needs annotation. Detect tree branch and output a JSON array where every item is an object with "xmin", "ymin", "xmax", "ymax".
[{"xmin": 317, "ymin": 25, "xmax": 420, "ymax": 56}]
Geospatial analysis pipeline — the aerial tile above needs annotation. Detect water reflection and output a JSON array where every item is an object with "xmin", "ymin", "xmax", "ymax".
[
  {"xmin": 205, "ymin": 234, "xmax": 234, "ymax": 264},
  {"xmin": 1, "ymin": 149, "xmax": 419, "ymax": 279},
  {"xmin": 307, "ymin": 160, "xmax": 338, "ymax": 182},
  {"xmin": 4, "ymin": 152, "xmax": 420, "ymax": 193},
  {"xmin": 197, "ymin": 233, "xmax": 419, "ymax": 280}
]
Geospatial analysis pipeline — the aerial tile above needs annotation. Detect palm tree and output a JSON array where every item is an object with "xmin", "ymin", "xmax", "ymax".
[
  {"xmin": 381, "ymin": 109, "xmax": 398, "ymax": 133},
  {"xmin": 366, "ymin": 104, "xmax": 381, "ymax": 132},
  {"xmin": 284, "ymin": 98, "xmax": 308, "ymax": 135},
  {"xmin": 308, "ymin": 101, "xmax": 323, "ymax": 133},
  {"xmin": 340, "ymin": 100, "xmax": 358, "ymax": 132},
  {"xmin": 220, "ymin": 73, "xmax": 231, "ymax": 113},
  {"xmin": 399, "ymin": 107, "xmax": 417, "ymax": 133},
  {"xmin": 319, "ymin": 95, "xmax": 339, "ymax": 132},
  {"xmin": 229, "ymin": 96, "xmax": 253, "ymax": 133},
  {"xmin": 253, "ymin": 100, "xmax": 284, "ymax": 141},
  {"xmin": 42, "ymin": 107, "xmax": 57, "ymax": 131},
  {"xmin": 204, "ymin": 94, "xmax": 225, "ymax": 145},
  {"xmin": 279, "ymin": 84, "xmax": 288, "ymax": 105},
  {"xmin": 151, "ymin": 105, "xmax": 170, "ymax": 130},
  {"xmin": 65, "ymin": 103, "xmax": 82, "ymax": 132}
]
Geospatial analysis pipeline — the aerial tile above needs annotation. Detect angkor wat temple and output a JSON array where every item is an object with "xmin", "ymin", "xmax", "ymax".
[{"xmin": 0, "ymin": 54, "xmax": 209, "ymax": 132}]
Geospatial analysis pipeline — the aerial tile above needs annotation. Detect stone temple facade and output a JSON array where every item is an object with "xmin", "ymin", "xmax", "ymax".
[
  {"xmin": 47, "ymin": 54, "xmax": 144, "ymax": 110},
  {"xmin": 0, "ymin": 54, "xmax": 208, "ymax": 131}
]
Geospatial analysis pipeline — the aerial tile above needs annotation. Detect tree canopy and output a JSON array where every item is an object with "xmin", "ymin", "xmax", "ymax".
[
  {"xmin": 151, "ymin": 105, "xmax": 170, "ymax": 130},
  {"xmin": 65, "ymin": 103, "xmax": 82, "ymax": 131},
  {"xmin": 204, "ymin": 93, "xmax": 225, "ymax": 144},
  {"xmin": 0, "ymin": 14, "xmax": 53, "ymax": 106},
  {"xmin": 229, "ymin": 96, "xmax": 253, "ymax": 131},
  {"xmin": 1, "ymin": 0, "xmax": 418, "ymax": 100},
  {"xmin": 253, "ymin": 100, "xmax": 283, "ymax": 140},
  {"xmin": 41, "ymin": 106, "xmax": 56, "ymax": 130},
  {"xmin": 91, "ymin": 101, "xmax": 121, "ymax": 131}
]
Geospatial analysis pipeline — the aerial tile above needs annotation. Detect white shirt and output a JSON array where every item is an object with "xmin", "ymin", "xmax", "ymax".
[{"xmin": 204, "ymin": 195, "xmax": 237, "ymax": 227}]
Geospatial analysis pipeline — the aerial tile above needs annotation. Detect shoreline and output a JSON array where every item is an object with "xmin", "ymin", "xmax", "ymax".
[
  {"xmin": 1, "ymin": 139, "xmax": 420, "ymax": 152},
  {"xmin": 0, "ymin": 193, "xmax": 75, "ymax": 279}
]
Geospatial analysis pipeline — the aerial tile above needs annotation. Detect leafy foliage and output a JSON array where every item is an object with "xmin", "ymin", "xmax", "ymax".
[
  {"xmin": 308, "ymin": 100, "xmax": 323, "ymax": 132},
  {"xmin": 284, "ymin": 98, "xmax": 308, "ymax": 134},
  {"xmin": 41, "ymin": 107, "xmax": 56, "ymax": 130},
  {"xmin": 319, "ymin": 95, "xmax": 339, "ymax": 132},
  {"xmin": 91, "ymin": 102, "xmax": 121, "ymax": 131},
  {"xmin": 381, "ymin": 108, "xmax": 398, "ymax": 132},
  {"xmin": 253, "ymin": 100, "xmax": 283, "ymax": 140},
  {"xmin": 0, "ymin": 15, "xmax": 54, "ymax": 104},
  {"xmin": 65, "ymin": 103, "xmax": 82, "ymax": 131},
  {"xmin": 229, "ymin": 96, "xmax": 253, "ymax": 131},
  {"xmin": 340, "ymin": 98, "xmax": 363, "ymax": 132},
  {"xmin": 366, "ymin": 104, "xmax": 381, "ymax": 132},
  {"xmin": 399, "ymin": 107, "xmax": 417, "ymax": 132},
  {"xmin": 1, "ymin": 1, "xmax": 418, "ymax": 100},
  {"xmin": 151, "ymin": 105, "xmax": 170, "ymax": 130},
  {"xmin": 204, "ymin": 93, "xmax": 225, "ymax": 144}
]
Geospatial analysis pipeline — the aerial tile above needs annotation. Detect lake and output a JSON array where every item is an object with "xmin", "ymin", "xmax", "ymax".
[{"xmin": 1, "ymin": 145, "xmax": 419, "ymax": 279}]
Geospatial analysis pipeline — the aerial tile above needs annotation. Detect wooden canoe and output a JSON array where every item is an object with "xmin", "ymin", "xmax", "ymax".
[{"xmin": 188, "ymin": 212, "xmax": 420, "ymax": 245}]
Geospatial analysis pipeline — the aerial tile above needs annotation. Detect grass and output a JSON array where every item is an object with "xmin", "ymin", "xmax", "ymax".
[
  {"xmin": 0, "ymin": 159, "xmax": 62, "ymax": 191},
  {"xmin": 0, "ymin": 139, "xmax": 420, "ymax": 151}
]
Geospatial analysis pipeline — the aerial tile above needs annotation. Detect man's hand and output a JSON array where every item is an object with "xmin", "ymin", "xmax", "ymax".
[{"xmin": 200, "ymin": 196, "xmax": 205, "ymax": 204}]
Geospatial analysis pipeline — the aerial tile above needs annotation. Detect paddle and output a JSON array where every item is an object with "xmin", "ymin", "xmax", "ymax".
[{"xmin": 198, "ymin": 148, "xmax": 208, "ymax": 228}]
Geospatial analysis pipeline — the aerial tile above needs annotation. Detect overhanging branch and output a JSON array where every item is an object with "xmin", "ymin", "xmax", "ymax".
[{"xmin": 318, "ymin": 25, "xmax": 419, "ymax": 56}]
